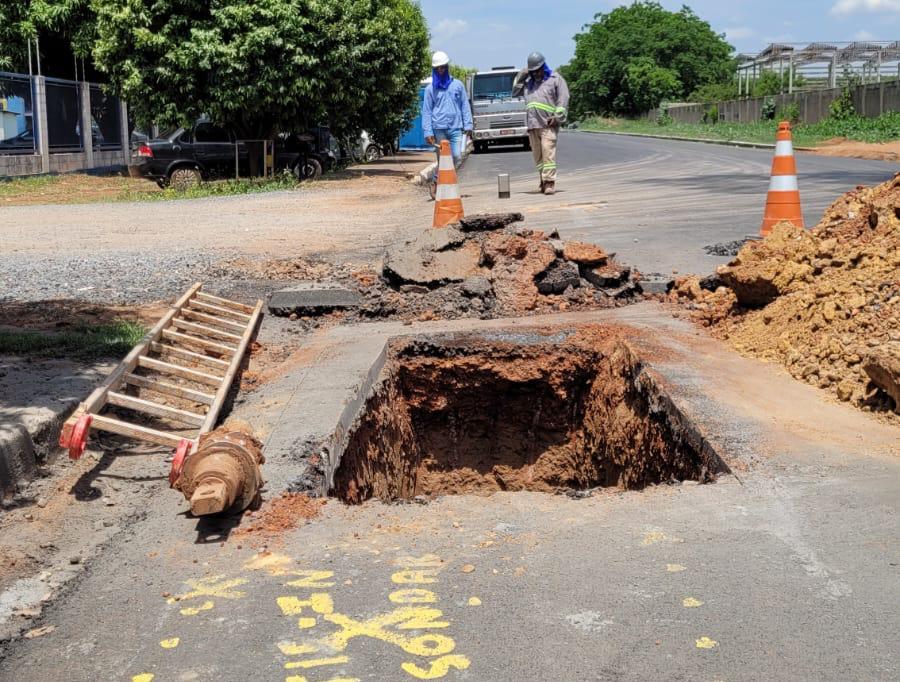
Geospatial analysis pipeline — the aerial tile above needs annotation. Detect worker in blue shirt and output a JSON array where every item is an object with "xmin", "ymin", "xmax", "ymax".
[{"xmin": 423, "ymin": 51, "xmax": 473, "ymax": 200}]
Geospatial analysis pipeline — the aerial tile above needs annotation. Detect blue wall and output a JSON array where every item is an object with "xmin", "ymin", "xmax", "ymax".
[{"xmin": 399, "ymin": 85, "xmax": 429, "ymax": 150}]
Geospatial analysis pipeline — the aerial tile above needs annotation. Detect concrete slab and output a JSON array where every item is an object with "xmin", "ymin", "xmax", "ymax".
[{"xmin": 267, "ymin": 283, "xmax": 360, "ymax": 316}]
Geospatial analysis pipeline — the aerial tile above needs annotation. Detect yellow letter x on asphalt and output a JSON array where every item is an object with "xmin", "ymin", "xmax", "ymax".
[
  {"xmin": 321, "ymin": 607, "xmax": 454, "ymax": 657},
  {"xmin": 167, "ymin": 575, "xmax": 249, "ymax": 604}
]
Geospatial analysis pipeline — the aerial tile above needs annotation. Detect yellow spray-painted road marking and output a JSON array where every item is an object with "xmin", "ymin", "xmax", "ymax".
[
  {"xmin": 467, "ymin": 597, "xmax": 482, "ymax": 606},
  {"xmin": 322, "ymin": 608, "xmax": 454, "ymax": 656},
  {"xmin": 391, "ymin": 569, "xmax": 439, "ymax": 584},
  {"xmin": 180, "ymin": 600, "xmax": 214, "ymax": 616},
  {"xmin": 167, "ymin": 575, "xmax": 248, "ymax": 603},
  {"xmin": 401, "ymin": 655, "xmax": 472, "ymax": 680},
  {"xmin": 279, "ymin": 642, "xmax": 318, "ymax": 656},
  {"xmin": 159, "ymin": 637, "xmax": 180, "ymax": 649},
  {"xmin": 286, "ymin": 678, "xmax": 360, "ymax": 682},
  {"xmin": 683, "ymin": 597, "xmax": 704, "ymax": 608},
  {"xmin": 278, "ymin": 593, "xmax": 334, "ymax": 617},
  {"xmin": 132, "ymin": 675, "xmax": 154, "ymax": 682},
  {"xmin": 298, "ymin": 617, "xmax": 317, "ymax": 628},
  {"xmin": 666, "ymin": 564, "xmax": 686, "ymax": 572},
  {"xmin": 389, "ymin": 588, "xmax": 437, "ymax": 604},
  {"xmin": 696, "ymin": 636, "xmax": 719, "ymax": 649},
  {"xmin": 285, "ymin": 655, "xmax": 349, "ymax": 669}
]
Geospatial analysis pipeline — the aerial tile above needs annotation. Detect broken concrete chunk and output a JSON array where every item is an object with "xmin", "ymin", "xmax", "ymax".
[
  {"xmin": 268, "ymin": 283, "xmax": 360, "ymax": 316},
  {"xmin": 383, "ymin": 229, "xmax": 482, "ymax": 287},
  {"xmin": 453, "ymin": 212, "xmax": 524, "ymax": 232},
  {"xmin": 461, "ymin": 276, "xmax": 493, "ymax": 298},
  {"xmin": 863, "ymin": 350, "xmax": 900, "ymax": 413},
  {"xmin": 563, "ymin": 241, "xmax": 608, "ymax": 266},
  {"xmin": 535, "ymin": 260, "xmax": 581, "ymax": 295},
  {"xmin": 582, "ymin": 263, "xmax": 630, "ymax": 289},
  {"xmin": 637, "ymin": 277, "xmax": 672, "ymax": 295}
]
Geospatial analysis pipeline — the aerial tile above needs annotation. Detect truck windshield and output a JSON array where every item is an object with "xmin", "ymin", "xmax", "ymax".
[{"xmin": 473, "ymin": 73, "xmax": 516, "ymax": 100}]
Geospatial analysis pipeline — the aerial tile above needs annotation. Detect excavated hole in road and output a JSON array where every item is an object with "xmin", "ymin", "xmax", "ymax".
[{"xmin": 333, "ymin": 325, "xmax": 727, "ymax": 504}]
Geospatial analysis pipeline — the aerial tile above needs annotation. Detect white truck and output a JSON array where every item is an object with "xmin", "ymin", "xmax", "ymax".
[{"xmin": 467, "ymin": 67, "xmax": 529, "ymax": 153}]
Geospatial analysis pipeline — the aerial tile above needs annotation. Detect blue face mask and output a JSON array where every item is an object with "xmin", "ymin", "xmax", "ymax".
[
  {"xmin": 528, "ymin": 64, "xmax": 553, "ymax": 91},
  {"xmin": 432, "ymin": 67, "xmax": 452, "ymax": 90}
]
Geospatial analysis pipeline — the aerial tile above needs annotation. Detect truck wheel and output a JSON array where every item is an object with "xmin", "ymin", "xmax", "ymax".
[
  {"xmin": 474, "ymin": 142, "xmax": 485, "ymax": 154},
  {"xmin": 169, "ymin": 167, "xmax": 201, "ymax": 191}
]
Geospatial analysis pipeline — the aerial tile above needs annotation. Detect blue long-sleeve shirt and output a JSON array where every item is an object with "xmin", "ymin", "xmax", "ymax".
[{"xmin": 422, "ymin": 79, "xmax": 473, "ymax": 138}]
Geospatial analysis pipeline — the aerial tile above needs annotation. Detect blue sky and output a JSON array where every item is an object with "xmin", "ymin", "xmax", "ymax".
[{"xmin": 418, "ymin": 0, "xmax": 900, "ymax": 70}]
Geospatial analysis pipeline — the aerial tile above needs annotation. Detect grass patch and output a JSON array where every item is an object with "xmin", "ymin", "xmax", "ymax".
[
  {"xmin": 580, "ymin": 112, "xmax": 900, "ymax": 147},
  {"xmin": 0, "ymin": 174, "xmax": 60, "ymax": 197},
  {"xmin": 117, "ymin": 174, "xmax": 301, "ymax": 202},
  {"xmin": 0, "ymin": 321, "xmax": 146, "ymax": 359}
]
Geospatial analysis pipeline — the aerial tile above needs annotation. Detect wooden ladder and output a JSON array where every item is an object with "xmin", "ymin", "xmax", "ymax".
[{"xmin": 59, "ymin": 283, "xmax": 263, "ymax": 473}]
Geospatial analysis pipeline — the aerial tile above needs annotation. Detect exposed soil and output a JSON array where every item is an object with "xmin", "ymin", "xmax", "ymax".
[
  {"xmin": 812, "ymin": 138, "xmax": 900, "ymax": 163},
  {"xmin": 235, "ymin": 493, "xmax": 325, "ymax": 537},
  {"xmin": 333, "ymin": 325, "xmax": 725, "ymax": 503},
  {"xmin": 0, "ymin": 300, "xmax": 167, "ymax": 332},
  {"xmin": 0, "ymin": 173, "xmax": 160, "ymax": 206},
  {"xmin": 670, "ymin": 173, "xmax": 900, "ymax": 417}
]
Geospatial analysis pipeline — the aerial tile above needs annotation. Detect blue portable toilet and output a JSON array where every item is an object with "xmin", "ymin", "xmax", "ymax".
[{"xmin": 399, "ymin": 79, "xmax": 432, "ymax": 150}]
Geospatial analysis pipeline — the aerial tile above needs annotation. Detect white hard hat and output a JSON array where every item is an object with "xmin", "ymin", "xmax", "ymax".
[{"xmin": 432, "ymin": 51, "xmax": 450, "ymax": 68}]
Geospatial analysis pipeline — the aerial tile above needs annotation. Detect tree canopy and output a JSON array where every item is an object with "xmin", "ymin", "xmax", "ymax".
[
  {"xmin": 2, "ymin": 0, "xmax": 429, "ymax": 142},
  {"xmin": 91, "ymin": 0, "xmax": 429, "ymax": 141},
  {"xmin": 563, "ymin": 2, "xmax": 735, "ymax": 117}
]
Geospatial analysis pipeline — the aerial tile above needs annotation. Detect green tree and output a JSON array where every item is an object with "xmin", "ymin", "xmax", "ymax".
[
  {"xmin": 91, "ymin": 0, "xmax": 429, "ymax": 142},
  {"xmin": 751, "ymin": 69, "xmax": 805, "ymax": 97},
  {"xmin": 564, "ymin": 1, "xmax": 734, "ymax": 117},
  {"xmin": 449, "ymin": 64, "xmax": 477, "ymax": 83},
  {"xmin": 0, "ymin": 1, "xmax": 95, "ymax": 71},
  {"xmin": 689, "ymin": 82, "xmax": 737, "ymax": 103}
]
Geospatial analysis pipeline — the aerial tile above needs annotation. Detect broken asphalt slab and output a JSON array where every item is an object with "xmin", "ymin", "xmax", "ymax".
[{"xmin": 267, "ymin": 283, "xmax": 361, "ymax": 316}]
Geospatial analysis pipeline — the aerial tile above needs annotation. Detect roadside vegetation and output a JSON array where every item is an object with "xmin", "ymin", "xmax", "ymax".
[
  {"xmin": 0, "ymin": 321, "xmax": 144, "ymax": 359},
  {"xmin": 580, "ymin": 112, "xmax": 900, "ymax": 147},
  {"xmin": 0, "ymin": 173, "xmax": 304, "ymax": 206}
]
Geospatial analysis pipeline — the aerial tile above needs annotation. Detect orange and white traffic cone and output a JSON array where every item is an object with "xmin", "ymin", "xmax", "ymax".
[
  {"xmin": 433, "ymin": 140, "xmax": 464, "ymax": 228},
  {"xmin": 760, "ymin": 121, "xmax": 804, "ymax": 237}
]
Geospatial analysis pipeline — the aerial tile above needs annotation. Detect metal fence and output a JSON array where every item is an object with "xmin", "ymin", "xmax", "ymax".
[
  {"xmin": 0, "ymin": 70, "xmax": 125, "ymax": 159},
  {"xmin": 45, "ymin": 77, "xmax": 83, "ymax": 151},
  {"xmin": 90, "ymin": 85, "xmax": 122, "ymax": 150},
  {"xmin": 0, "ymin": 72, "xmax": 35, "ymax": 154}
]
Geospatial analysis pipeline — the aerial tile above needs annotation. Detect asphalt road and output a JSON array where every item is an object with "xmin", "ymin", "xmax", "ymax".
[
  {"xmin": 0, "ymin": 137, "xmax": 898, "ymax": 682},
  {"xmin": 459, "ymin": 132, "xmax": 898, "ymax": 276}
]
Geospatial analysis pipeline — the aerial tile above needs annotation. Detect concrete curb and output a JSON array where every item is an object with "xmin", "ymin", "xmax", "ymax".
[
  {"xmin": 0, "ymin": 399, "xmax": 79, "ymax": 496},
  {"xmin": 576, "ymin": 128, "xmax": 817, "ymax": 152}
]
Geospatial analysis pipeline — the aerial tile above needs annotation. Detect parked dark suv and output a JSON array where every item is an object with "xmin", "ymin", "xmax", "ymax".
[{"xmin": 130, "ymin": 121, "xmax": 338, "ymax": 188}]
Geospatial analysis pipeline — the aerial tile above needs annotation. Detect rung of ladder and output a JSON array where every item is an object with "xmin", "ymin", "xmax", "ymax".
[
  {"xmin": 107, "ymin": 391, "xmax": 205, "ymax": 426},
  {"xmin": 179, "ymin": 309, "xmax": 247, "ymax": 333},
  {"xmin": 91, "ymin": 414, "xmax": 193, "ymax": 448},
  {"xmin": 195, "ymin": 290, "xmax": 256, "ymax": 314},
  {"xmin": 149, "ymin": 342, "xmax": 230, "ymax": 372},
  {"xmin": 172, "ymin": 318, "xmax": 243, "ymax": 343},
  {"xmin": 187, "ymin": 299, "xmax": 251, "ymax": 321},
  {"xmin": 124, "ymin": 374, "xmax": 216, "ymax": 405},
  {"xmin": 162, "ymin": 329, "xmax": 236, "ymax": 356},
  {"xmin": 137, "ymin": 356, "xmax": 223, "ymax": 387}
]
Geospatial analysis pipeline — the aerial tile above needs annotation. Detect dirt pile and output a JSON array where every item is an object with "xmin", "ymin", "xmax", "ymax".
[
  {"xmin": 222, "ymin": 213, "xmax": 646, "ymax": 323},
  {"xmin": 376, "ymin": 212, "xmax": 640, "ymax": 319},
  {"xmin": 671, "ymin": 174, "xmax": 900, "ymax": 415},
  {"xmin": 236, "ymin": 493, "xmax": 325, "ymax": 537}
]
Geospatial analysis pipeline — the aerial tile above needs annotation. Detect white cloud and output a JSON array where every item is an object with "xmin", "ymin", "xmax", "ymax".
[
  {"xmin": 853, "ymin": 29, "xmax": 878, "ymax": 39},
  {"xmin": 830, "ymin": 0, "xmax": 900, "ymax": 16},
  {"xmin": 723, "ymin": 26, "xmax": 756, "ymax": 40},
  {"xmin": 433, "ymin": 19, "xmax": 468, "ymax": 45}
]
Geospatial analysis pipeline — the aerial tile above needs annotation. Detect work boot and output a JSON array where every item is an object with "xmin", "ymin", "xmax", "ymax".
[
  {"xmin": 428, "ymin": 180, "xmax": 437, "ymax": 201},
  {"xmin": 538, "ymin": 178, "xmax": 545, "ymax": 193},
  {"xmin": 543, "ymin": 181, "xmax": 556, "ymax": 195}
]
